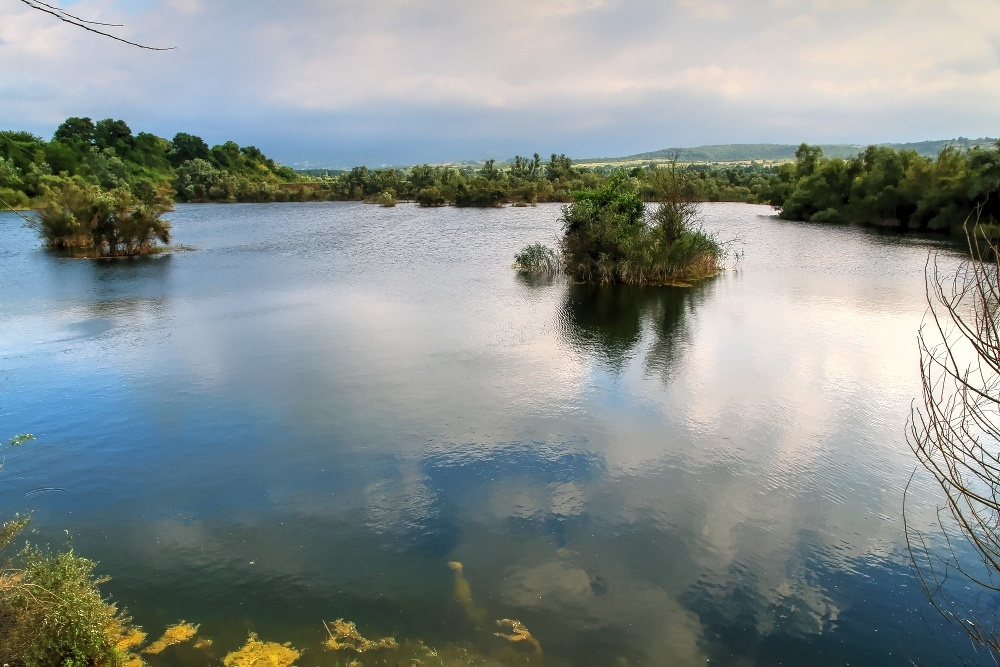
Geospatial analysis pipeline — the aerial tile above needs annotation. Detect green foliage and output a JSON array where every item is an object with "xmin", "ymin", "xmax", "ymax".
[
  {"xmin": 0, "ymin": 542, "xmax": 135, "ymax": 667},
  {"xmin": 169, "ymin": 132, "xmax": 211, "ymax": 166},
  {"xmin": 0, "ymin": 118, "xmax": 302, "ymax": 207},
  {"xmin": 0, "ymin": 434, "xmax": 140, "ymax": 667},
  {"xmin": 32, "ymin": 179, "xmax": 172, "ymax": 256},
  {"xmin": 368, "ymin": 189, "xmax": 398, "ymax": 207},
  {"xmin": 172, "ymin": 157, "xmax": 222, "ymax": 201},
  {"xmin": 777, "ymin": 142, "xmax": 1000, "ymax": 233},
  {"xmin": 416, "ymin": 186, "xmax": 447, "ymax": 207},
  {"xmin": 54, "ymin": 117, "xmax": 96, "ymax": 147},
  {"xmin": 0, "ymin": 515, "xmax": 30, "ymax": 550},
  {"xmin": 10, "ymin": 433, "xmax": 36, "ymax": 447},
  {"xmin": 94, "ymin": 119, "xmax": 134, "ymax": 155},
  {"xmin": 4, "ymin": 116, "xmax": 996, "ymax": 220},
  {"xmin": 559, "ymin": 171, "xmax": 722, "ymax": 285}
]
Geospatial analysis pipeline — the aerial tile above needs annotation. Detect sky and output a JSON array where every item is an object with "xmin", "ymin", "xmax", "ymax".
[{"xmin": 1, "ymin": 0, "xmax": 998, "ymax": 167}]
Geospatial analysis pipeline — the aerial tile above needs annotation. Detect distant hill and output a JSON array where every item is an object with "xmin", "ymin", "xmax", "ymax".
[{"xmin": 586, "ymin": 138, "xmax": 998, "ymax": 164}]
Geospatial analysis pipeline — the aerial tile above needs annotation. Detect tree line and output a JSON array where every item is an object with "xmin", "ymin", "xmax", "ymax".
[
  {"xmin": 0, "ymin": 116, "xmax": 790, "ymax": 211},
  {"xmin": 772, "ymin": 143, "xmax": 1000, "ymax": 233},
  {"xmin": 3, "ymin": 116, "xmax": 998, "ymax": 257}
]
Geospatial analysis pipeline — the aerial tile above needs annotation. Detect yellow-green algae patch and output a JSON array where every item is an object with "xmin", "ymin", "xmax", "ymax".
[
  {"xmin": 114, "ymin": 624, "xmax": 148, "ymax": 667},
  {"xmin": 222, "ymin": 632, "xmax": 300, "ymax": 667},
  {"xmin": 323, "ymin": 618, "xmax": 398, "ymax": 652},
  {"xmin": 142, "ymin": 621, "xmax": 199, "ymax": 654},
  {"xmin": 114, "ymin": 626, "xmax": 147, "ymax": 652},
  {"xmin": 448, "ymin": 561, "xmax": 485, "ymax": 622},
  {"xmin": 495, "ymin": 618, "xmax": 542, "ymax": 654}
]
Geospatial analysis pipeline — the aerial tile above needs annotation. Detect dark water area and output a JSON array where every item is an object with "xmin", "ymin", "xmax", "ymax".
[{"xmin": 0, "ymin": 202, "xmax": 991, "ymax": 665}]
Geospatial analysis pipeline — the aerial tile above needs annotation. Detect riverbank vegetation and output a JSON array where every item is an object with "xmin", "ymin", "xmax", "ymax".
[
  {"xmin": 2, "ymin": 117, "xmax": 997, "ymax": 238},
  {"xmin": 774, "ymin": 143, "xmax": 1000, "ymax": 234},
  {"xmin": 1, "ymin": 434, "xmax": 145, "ymax": 667}
]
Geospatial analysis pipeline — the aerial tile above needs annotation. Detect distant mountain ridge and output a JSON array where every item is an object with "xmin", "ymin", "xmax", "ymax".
[{"xmin": 588, "ymin": 138, "xmax": 998, "ymax": 164}]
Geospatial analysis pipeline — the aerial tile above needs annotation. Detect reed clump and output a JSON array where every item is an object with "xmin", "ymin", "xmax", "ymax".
[{"xmin": 513, "ymin": 242, "xmax": 561, "ymax": 275}]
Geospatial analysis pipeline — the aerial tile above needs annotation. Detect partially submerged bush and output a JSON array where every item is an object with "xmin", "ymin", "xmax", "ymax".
[
  {"xmin": 31, "ymin": 178, "xmax": 171, "ymax": 257},
  {"xmin": 513, "ymin": 242, "xmax": 560, "ymax": 275},
  {"xmin": 365, "ymin": 188, "xmax": 398, "ymax": 207},
  {"xmin": 415, "ymin": 186, "xmax": 447, "ymax": 207},
  {"xmin": 560, "ymin": 171, "xmax": 723, "ymax": 285}
]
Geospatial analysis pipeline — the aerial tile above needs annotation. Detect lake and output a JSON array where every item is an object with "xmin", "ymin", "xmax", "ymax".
[{"xmin": 0, "ymin": 201, "xmax": 988, "ymax": 665}]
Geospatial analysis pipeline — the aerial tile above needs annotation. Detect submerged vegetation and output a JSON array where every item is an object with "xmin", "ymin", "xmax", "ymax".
[
  {"xmin": 512, "ymin": 242, "xmax": 561, "ymax": 275},
  {"xmin": 0, "ymin": 469, "xmax": 547, "ymax": 667}
]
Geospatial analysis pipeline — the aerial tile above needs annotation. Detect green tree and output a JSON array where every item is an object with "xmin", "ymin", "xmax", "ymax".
[
  {"xmin": 94, "ymin": 118, "xmax": 135, "ymax": 155},
  {"xmin": 53, "ymin": 116, "xmax": 96, "ymax": 147},
  {"xmin": 546, "ymin": 153, "xmax": 575, "ymax": 181},
  {"xmin": 173, "ymin": 158, "xmax": 220, "ymax": 201},
  {"xmin": 169, "ymin": 132, "xmax": 211, "ymax": 167}
]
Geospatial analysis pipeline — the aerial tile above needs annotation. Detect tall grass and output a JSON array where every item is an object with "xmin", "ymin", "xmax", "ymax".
[{"xmin": 513, "ymin": 242, "xmax": 561, "ymax": 275}]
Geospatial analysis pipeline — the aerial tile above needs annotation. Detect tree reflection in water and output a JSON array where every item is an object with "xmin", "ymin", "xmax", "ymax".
[{"xmin": 558, "ymin": 281, "xmax": 715, "ymax": 379}]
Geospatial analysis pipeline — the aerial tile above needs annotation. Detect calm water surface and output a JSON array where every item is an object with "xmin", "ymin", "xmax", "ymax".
[{"xmin": 0, "ymin": 202, "xmax": 988, "ymax": 664}]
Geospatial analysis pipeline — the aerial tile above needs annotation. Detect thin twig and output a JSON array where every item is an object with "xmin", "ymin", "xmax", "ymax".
[{"xmin": 18, "ymin": 0, "xmax": 175, "ymax": 50}]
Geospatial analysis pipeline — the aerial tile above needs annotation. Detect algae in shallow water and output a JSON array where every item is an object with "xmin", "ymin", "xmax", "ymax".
[
  {"xmin": 114, "ymin": 626, "xmax": 147, "ymax": 652},
  {"xmin": 142, "ymin": 621, "xmax": 199, "ymax": 654},
  {"xmin": 495, "ymin": 618, "xmax": 542, "ymax": 654},
  {"xmin": 448, "ymin": 560, "xmax": 485, "ymax": 622},
  {"xmin": 323, "ymin": 618, "xmax": 398, "ymax": 652},
  {"xmin": 222, "ymin": 632, "xmax": 300, "ymax": 667}
]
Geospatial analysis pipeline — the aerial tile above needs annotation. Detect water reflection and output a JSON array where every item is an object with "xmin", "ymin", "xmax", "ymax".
[
  {"xmin": 422, "ymin": 442, "xmax": 605, "ymax": 547},
  {"xmin": 514, "ymin": 271, "xmax": 557, "ymax": 290},
  {"xmin": 0, "ymin": 203, "xmax": 988, "ymax": 666},
  {"xmin": 559, "ymin": 282, "xmax": 712, "ymax": 377}
]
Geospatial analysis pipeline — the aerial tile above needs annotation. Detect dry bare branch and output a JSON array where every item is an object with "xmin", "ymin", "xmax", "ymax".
[{"xmin": 906, "ymin": 206, "xmax": 1000, "ymax": 656}]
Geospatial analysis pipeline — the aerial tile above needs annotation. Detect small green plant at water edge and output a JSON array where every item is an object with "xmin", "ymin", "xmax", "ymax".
[
  {"xmin": 513, "ymin": 243, "xmax": 560, "ymax": 275},
  {"xmin": 1, "ymin": 434, "xmax": 143, "ymax": 667},
  {"xmin": 0, "ymin": 543, "xmax": 138, "ymax": 667}
]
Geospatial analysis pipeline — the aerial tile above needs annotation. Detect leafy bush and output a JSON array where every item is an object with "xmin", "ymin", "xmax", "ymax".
[
  {"xmin": 415, "ymin": 186, "xmax": 447, "ymax": 207},
  {"xmin": 0, "ymin": 542, "xmax": 137, "ymax": 667},
  {"xmin": 559, "ymin": 172, "xmax": 723, "ymax": 285},
  {"xmin": 0, "ymin": 434, "xmax": 141, "ymax": 666},
  {"xmin": 368, "ymin": 189, "xmax": 397, "ymax": 207}
]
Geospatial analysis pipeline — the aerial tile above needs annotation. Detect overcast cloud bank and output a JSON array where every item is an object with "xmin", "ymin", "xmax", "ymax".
[{"xmin": 1, "ymin": 0, "xmax": 997, "ymax": 166}]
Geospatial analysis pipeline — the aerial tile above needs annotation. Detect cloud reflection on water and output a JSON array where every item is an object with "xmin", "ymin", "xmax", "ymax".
[{"xmin": 0, "ymin": 203, "xmax": 983, "ymax": 665}]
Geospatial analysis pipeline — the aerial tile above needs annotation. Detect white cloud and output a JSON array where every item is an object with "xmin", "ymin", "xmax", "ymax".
[{"xmin": 0, "ymin": 0, "xmax": 997, "ymax": 163}]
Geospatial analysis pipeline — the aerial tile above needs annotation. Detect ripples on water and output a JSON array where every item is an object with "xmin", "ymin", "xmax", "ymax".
[{"xmin": 0, "ymin": 203, "xmax": 985, "ymax": 665}]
